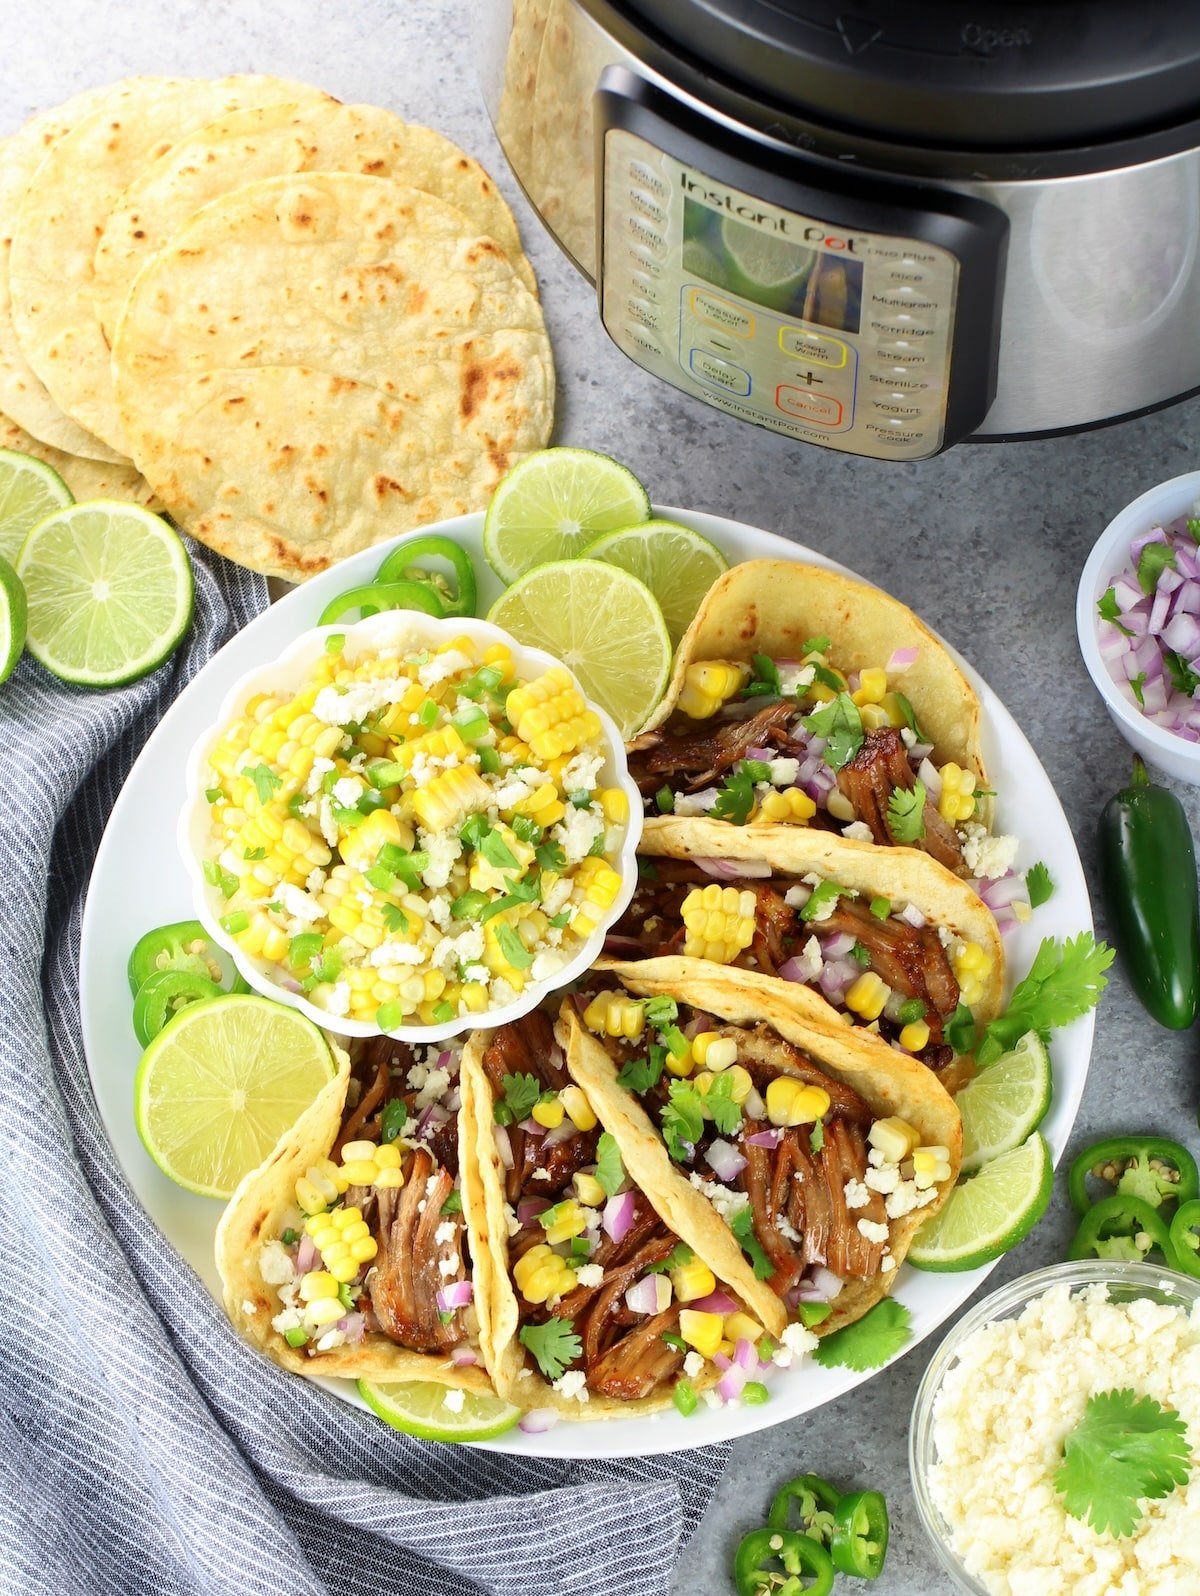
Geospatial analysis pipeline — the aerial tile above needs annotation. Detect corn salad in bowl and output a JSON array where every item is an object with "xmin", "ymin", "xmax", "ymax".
[{"xmin": 180, "ymin": 611, "xmax": 641, "ymax": 1040}]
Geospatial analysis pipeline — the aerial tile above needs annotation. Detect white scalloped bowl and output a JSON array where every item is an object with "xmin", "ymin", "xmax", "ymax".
[{"xmin": 179, "ymin": 608, "xmax": 642, "ymax": 1041}]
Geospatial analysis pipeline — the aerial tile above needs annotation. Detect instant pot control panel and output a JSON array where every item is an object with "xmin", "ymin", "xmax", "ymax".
[{"xmin": 596, "ymin": 73, "xmax": 1008, "ymax": 460}]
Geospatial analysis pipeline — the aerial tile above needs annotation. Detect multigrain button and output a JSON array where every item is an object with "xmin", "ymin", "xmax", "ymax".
[
  {"xmin": 870, "ymin": 288, "xmax": 939, "ymax": 313},
  {"xmin": 689, "ymin": 348, "xmax": 752, "ymax": 395}
]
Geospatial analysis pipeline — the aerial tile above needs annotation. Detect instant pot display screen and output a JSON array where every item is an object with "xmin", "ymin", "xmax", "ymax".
[{"xmin": 682, "ymin": 198, "xmax": 863, "ymax": 333}]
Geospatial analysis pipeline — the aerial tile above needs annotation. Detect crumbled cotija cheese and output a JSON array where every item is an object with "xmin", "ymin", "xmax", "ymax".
[{"xmin": 929, "ymin": 1283, "xmax": 1200, "ymax": 1595}]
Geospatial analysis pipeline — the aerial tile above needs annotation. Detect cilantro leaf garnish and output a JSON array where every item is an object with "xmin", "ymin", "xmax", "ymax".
[
  {"xmin": 712, "ymin": 764, "xmax": 756, "ymax": 826},
  {"xmin": 702, "ymin": 1072, "xmax": 743, "ymax": 1135},
  {"xmin": 801, "ymin": 635, "xmax": 831, "ymax": 656},
  {"xmin": 519, "ymin": 1318, "xmax": 582, "ymax": 1382},
  {"xmin": 662, "ymin": 1081, "xmax": 704, "ymax": 1161},
  {"xmin": 887, "ymin": 780, "xmax": 926, "ymax": 843},
  {"xmin": 849, "ymin": 940, "xmax": 871, "ymax": 967},
  {"xmin": 495, "ymin": 923, "xmax": 534, "ymax": 970},
  {"xmin": 730, "ymin": 1205, "xmax": 774, "ymax": 1280},
  {"xmin": 245, "ymin": 762, "xmax": 282, "ymax": 804},
  {"xmin": 799, "ymin": 878, "xmax": 850, "ymax": 923},
  {"xmin": 661, "ymin": 1331, "xmax": 688, "ymax": 1353},
  {"xmin": 809, "ymin": 1121, "xmax": 825, "ymax": 1154},
  {"xmin": 594, "ymin": 1131, "xmax": 624, "ymax": 1199},
  {"xmin": 892, "ymin": 692, "xmax": 924, "ymax": 740},
  {"xmin": 380, "ymin": 1098, "xmax": 408, "ymax": 1143},
  {"xmin": 1129, "ymin": 672, "xmax": 1147, "ymax": 707},
  {"xmin": 646, "ymin": 1242, "xmax": 694, "ymax": 1276},
  {"xmin": 440, "ymin": 1189, "xmax": 463, "ymax": 1215},
  {"xmin": 1165, "ymin": 649, "xmax": 1200, "ymax": 698},
  {"xmin": 800, "ymin": 692, "xmax": 863, "ymax": 770},
  {"xmin": 494, "ymin": 1072, "xmax": 540, "ymax": 1125},
  {"xmin": 643, "ymin": 995, "xmax": 678, "ymax": 1028},
  {"xmin": 1026, "ymin": 861, "xmax": 1054, "ymax": 908},
  {"xmin": 945, "ymin": 1001, "xmax": 977, "ymax": 1056},
  {"xmin": 812, "ymin": 1298, "xmax": 911, "ymax": 1371},
  {"xmin": 1189, "ymin": 518, "xmax": 1200, "ymax": 545},
  {"xmin": 617, "ymin": 1047, "xmax": 666, "ymax": 1093},
  {"xmin": 480, "ymin": 830, "xmax": 520, "ymax": 870},
  {"xmin": 1137, "ymin": 540, "xmax": 1177, "ymax": 595},
  {"xmin": 976, "ymin": 932, "xmax": 1115, "ymax": 1067},
  {"xmin": 1097, "ymin": 586, "xmax": 1134, "ymax": 636},
  {"xmin": 536, "ymin": 839, "xmax": 567, "ymax": 873},
  {"xmin": 811, "ymin": 662, "xmax": 844, "ymax": 693},
  {"xmin": 1054, "ymin": 1389, "xmax": 1191, "ymax": 1537},
  {"xmin": 742, "ymin": 653, "xmax": 782, "ymax": 698}
]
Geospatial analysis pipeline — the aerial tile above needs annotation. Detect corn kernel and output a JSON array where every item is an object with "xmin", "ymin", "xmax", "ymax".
[
  {"xmin": 461, "ymin": 982, "xmax": 489, "ymax": 1013},
  {"xmin": 573, "ymin": 1172, "xmax": 606, "ymax": 1207},
  {"xmin": 756, "ymin": 787, "xmax": 817, "ymax": 824},
  {"xmin": 305, "ymin": 1297, "xmax": 347, "ymax": 1330},
  {"xmin": 845, "ymin": 970, "xmax": 891, "ymax": 1021},
  {"xmin": 582, "ymin": 991, "xmax": 645, "ymax": 1041},
  {"xmin": 532, "ymin": 1097, "xmax": 565, "ymax": 1129},
  {"xmin": 765, "ymin": 1076, "xmax": 831, "ymax": 1128},
  {"xmin": 373, "ymin": 1166, "xmax": 405, "ymax": 1190},
  {"xmin": 298, "ymin": 1270, "xmax": 340, "ymax": 1303},
  {"xmin": 349, "ymin": 1236, "xmax": 379, "ymax": 1263},
  {"xmin": 852, "ymin": 667, "xmax": 888, "ymax": 705},
  {"xmin": 338, "ymin": 808, "xmax": 409, "ymax": 874},
  {"xmin": 868, "ymin": 1116, "xmax": 921, "ymax": 1163},
  {"xmin": 937, "ymin": 762, "xmax": 977, "ymax": 823},
  {"xmin": 373, "ymin": 1142, "xmax": 402, "ymax": 1169},
  {"xmin": 678, "ymin": 1309, "xmax": 724, "ymax": 1358},
  {"xmin": 541, "ymin": 1199, "xmax": 587, "ymax": 1246},
  {"xmin": 725, "ymin": 1064, "xmax": 754, "ymax": 1104},
  {"xmin": 952, "ymin": 940, "xmax": 994, "ymax": 1006},
  {"xmin": 664, "ymin": 1046, "xmax": 696, "ymax": 1078},
  {"xmin": 311, "ymin": 1225, "xmax": 340, "ymax": 1254},
  {"xmin": 600, "ymin": 788, "xmax": 629, "ymax": 824},
  {"xmin": 341, "ymin": 1158, "xmax": 379, "ymax": 1186},
  {"xmin": 680, "ymin": 883, "xmax": 757, "ymax": 963},
  {"xmin": 677, "ymin": 660, "xmax": 751, "ymax": 720},
  {"xmin": 328, "ymin": 1255, "xmax": 360, "ymax": 1285},
  {"xmin": 899, "ymin": 1019, "xmax": 931, "ymax": 1053},
  {"xmin": 913, "ymin": 1146, "xmax": 952, "ymax": 1189},
  {"xmin": 724, "ymin": 1312, "xmax": 765, "ymax": 1346},
  {"xmin": 294, "ymin": 1176, "xmax": 328, "ymax": 1215},
  {"xmin": 694, "ymin": 1033, "xmax": 737, "ymax": 1072},
  {"xmin": 560, "ymin": 1085, "xmax": 597, "ymax": 1131},
  {"xmin": 670, "ymin": 1259, "xmax": 716, "ymax": 1303},
  {"xmin": 340, "ymin": 1140, "xmax": 379, "ymax": 1164}
]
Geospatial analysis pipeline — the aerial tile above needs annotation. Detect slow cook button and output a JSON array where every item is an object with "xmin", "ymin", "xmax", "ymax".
[
  {"xmin": 775, "ymin": 385, "xmax": 844, "ymax": 427},
  {"xmin": 689, "ymin": 348, "xmax": 752, "ymax": 396},
  {"xmin": 626, "ymin": 294, "xmax": 660, "ymax": 327}
]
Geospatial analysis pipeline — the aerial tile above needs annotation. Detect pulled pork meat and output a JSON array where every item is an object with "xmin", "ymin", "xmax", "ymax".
[
  {"xmin": 525, "ymin": 1192, "xmax": 686, "ymax": 1400},
  {"xmin": 836, "ymin": 727, "xmax": 965, "ymax": 874},
  {"xmin": 626, "ymin": 700, "xmax": 796, "ymax": 796},
  {"xmin": 480, "ymin": 1011, "xmax": 599, "ymax": 1205}
]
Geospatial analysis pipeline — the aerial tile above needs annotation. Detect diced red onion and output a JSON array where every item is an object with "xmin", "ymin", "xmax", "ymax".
[
  {"xmin": 897, "ymin": 902, "xmax": 926, "ymax": 928},
  {"xmin": 746, "ymin": 1127, "xmax": 783, "ymax": 1149},
  {"xmin": 818, "ymin": 957, "xmax": 860, "ymax": 1000},
  {"xmin": 1150, "ymin": 586, "xmax": 1172, "ymax": 634},
  {"xmin": 548, "ymin": 1041, "xmax": 565, "ymax": 1070},
  {"xmin": 278, "ymin": 976, "xmax": 304, "ymax": 994},
  {"xmin": 706, "ymin": 1138, "xmax": 747, "ymax": 1182},
  {"xmin": 713, "ymin": 1352, "xmax": 731, "ymax": 1372},
  {"xmin": 449, "ymin": 1345, "xmax": 478, "ymax": 1367},
  {"xmin": 819, "ymin": 930, "xmax": 855, "ymax": 959},
  {"xmin": 437, "ymin": 1049, "xmax": 455, "ymax": 1072},
  {"xmin": 695, "ymin": 856, "xmax": 772, "ymax": 879},
  {"xmin": 883, "ymin": 988, "xmax": 909, "ymax": 1023},
  {"xmin": 1142, "ymin": 677, "xmax": 1170, "ymax": 714},
  {"xmin": 810, "ymin": 1265, "xmax": 845, "ymax": 1299},
  {"xmin": 918, "ymin": 757, "xmax": 942, "ymax": 799},
  {"xmin": 734, "ymin": 1337, "xmax": 758, "ymax": 1372},
  {"xmin": 1130, "ymin": 633, "xmax": 1165, "ymax": 679},
  {"xmin": 746, "ymin": 745, "xmax": 773, "ymax": 759},
  {"xmin": 1163, "ymin": 612, "xmax": 1200, "ymax": 655},
  {"xmin": 744, "ymin": 1088, "xmax": 766, "ymax": 1121},
  {"xmin": 543, "ymin": 1120, "xmax": 575, "ymax": 1149},
  {"xmin": 436, "ymin": 1280, "xmax": 474, "ymax": 1313},
  {"xmin": 1160, "ymin": 568, "xmax": 1185, "ymax": 595},
  {"xmin": 909, "ymin": 740, "xmax": 934, "ymax": 761},
  {"xmin": 603, "ymin": 934, "xmax": 648, "ymax": 957},
  {"xmin": 1177, "ymin": 547, "xmax": 1200, "ymax": 582},
  {"xmin": 603, "ymin": 1190, "xmax": 637, "ymax": 1242},
  {"xmin": 805, "ymin": 734, "xmax": 828, "ymax": 757},
  {"xmin": 517, "ymin": 1197, "xmax": 551, "ymax": 1226},
  {"xmin": 716, "ymin": 1363, "xmax": 749, "ymax": 1403},
  {"xmin": 337, "ymin": 1313, "xmax": 366, "ymax": 1343},
  {"xmin": 997, "ymin": 914, "xmax": 1019, "ymax": 937},
  {"xmin": 624, "ymin": 1276, "xmax": 664, "ymax": 1317},
  {"xmin": 1099, "ymin": 627, "xmax": 1129, "ymax": 663},
  {"xmin": 493, "ymin": 1124, "xmax": 514, "ymax": 1170},
  {"xmin": 886, "ymin": 646, "xmax": 919, "ymax": 672},
  {"xmin": 1130, "ymin": 524, "xmax": 1168, "ymax": 564},
  {"xmin": 978, "ymin": 872, "xmax": 1030, "ymax": 910},
  {"xmin": 1112, "ymin": 574, "xmax": 1145, "ymax": 611},
  {"xmin": 415, "ymin": 1101, "xmax": 449, "ymax": 1139},
  {"xmin": 784, "ymin": 881, "xmax": 812, "ymax": 908},
  {"xmin": 296, "ymin": 1234, "xmax": 319, "ymax": 1274},
  {"xmin": 692, "ymin": 1288, "xmax": 739, "ymax": 1314},
  {"xmin": 682, "ymin": 1014, "xmax": 705, "ymax": 1039},
  {"xmin": 518, "ymin": 1117, "xmax": 545, "ymax": 1136},
  {"xmin": 777, "ymin": 955, "xmax": 816, "ymax": 984},
  {"xmin": 443, "ymin": 1087, "xmax": 462, "ymax": 1114},
  {"xmin": 519, "ymin": 1408, "xmax": 559, "ymax": 1433}
]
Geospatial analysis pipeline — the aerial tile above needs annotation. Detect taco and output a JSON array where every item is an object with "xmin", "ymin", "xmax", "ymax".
[
  {"xmin": 611, "ymin": 816, "xmax": 1003, "ymax": 1089},
  {"xmin": 215, "ymin": 1034, "xmax": 494, "ymax": 1394},
  {"xmin": 460, "ymin": 1007, "xmax": 758, "ymax": 1416},
  {"xmin": 628, "ymin": 559, "xmax": 996, "ymax": 879},
  {"xmin": 560, "ymin": 960, "xmax": 961, "ymax": 1342}
]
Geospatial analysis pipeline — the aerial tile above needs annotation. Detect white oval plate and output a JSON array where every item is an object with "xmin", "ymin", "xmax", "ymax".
[{"xmin": 80, "ymin": 508, "xmax": 1094, "ymax": 1459}]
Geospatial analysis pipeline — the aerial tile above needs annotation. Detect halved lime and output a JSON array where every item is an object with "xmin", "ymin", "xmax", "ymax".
[
  {"xmin": 0, "ymin": 447, "xmax": 72, "ymax": 565},
  {"xmin": 583, "ymin": 520, "xmax": 728, "ymax": 647},
  {"xmin": 720, "ymin": 214, "xmax": 817, "ymax": 292},
  {"xmin": 483, "ymin": 448, "xmax": 651, "ymax": 583},
  {"xmin": 134, "ymin": 994, "xmax": 335, "ymax": 1199},
  {"xmin": 487, "ymin": 557, "xmax": 671, "ymax": 737},
  {"xmin": 17, "ymin": 500, "xmax": 193, "ymax": 686},
  {"xmin": 908, "ymin": 1133, "xmax": 1053, "ymax": 1272},
  {"xmin": 358, "ymin": 1378, "xmax": 521, "ymax": 1442},
  {"xmin": 0, "ymin": 555, "xmax": 27, "ymax": 684},
  {"xmin": 958, "ymin": 1032, "xmax": 1053, "ymax": 1175}
]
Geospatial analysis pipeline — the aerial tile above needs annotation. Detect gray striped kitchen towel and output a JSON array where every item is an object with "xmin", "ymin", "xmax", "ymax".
[{"xmin": 0, "ymin": 543, "xmax": 728, "ymax": 1596}]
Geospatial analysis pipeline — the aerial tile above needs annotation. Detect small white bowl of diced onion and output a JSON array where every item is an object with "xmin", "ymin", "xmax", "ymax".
[
  {"xmin": 1077, "ymin": 470, "xmax": 1200, "ymax": 783},
  {"xmin": 179, "ymin": 609, "xmax": 642, "ymax": 1042}
]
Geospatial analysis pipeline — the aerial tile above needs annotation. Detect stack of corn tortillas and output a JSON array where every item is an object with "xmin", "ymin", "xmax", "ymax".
[{"xmin": 1, "ymin": 76, "xmax": 551, "ymax": 580}]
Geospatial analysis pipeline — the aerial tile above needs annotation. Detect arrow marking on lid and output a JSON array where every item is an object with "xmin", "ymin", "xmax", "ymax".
[{"xmin": 837, "ymin": 16, "xmax": 883, "ymax": 55}]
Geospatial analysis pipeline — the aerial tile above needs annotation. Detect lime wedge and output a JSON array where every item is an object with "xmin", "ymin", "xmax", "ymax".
[
  {"xmin": 358, "ymin": 1378, "xmax": 521, "ymax": 1442},
  {"xmin": 487, "ymin": 557, "xmax": 671, "ymax": 737},
  {"xmin": 908, "ymin": 1133, "xmax": 1053, "ymax": 1272},
  {"xmin": 720, "ymin": 214, "xmax": 816, "ymax": 291},
  {"xmin": 957, "ymin": 1032, "xmax": 1053, "ymax": 1175},
  {"xmin": 0, "ymin": 447, "xmax": 73, "ymax": 565},
  {"xmin": 483, "ymin": 448, "xmax": 651, "ymax": 583},
  {"xmin": 0, "ymin": 555, "xmax": 27, "ymax": 684},
  {"xmin": 133, "ymin": 994, "xmax": 335, "ymax": 1199},
  {"xmin": 583, "ymin": 520, "xmax": 728, "ymax": 647},
  {"xmin": 17, "ymin": 500, "xmax": 193, "ymax": 686}
]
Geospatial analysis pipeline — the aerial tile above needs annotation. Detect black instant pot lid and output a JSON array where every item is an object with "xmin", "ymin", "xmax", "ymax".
[{"xmin": 620, "ymin": 0, "xmax": 1200, "ymax": 150}]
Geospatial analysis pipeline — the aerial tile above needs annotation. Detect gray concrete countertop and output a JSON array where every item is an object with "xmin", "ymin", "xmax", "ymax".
[{"xmin": 6, "ymin": 4, "xmax": 1199, "ymax": 1592}]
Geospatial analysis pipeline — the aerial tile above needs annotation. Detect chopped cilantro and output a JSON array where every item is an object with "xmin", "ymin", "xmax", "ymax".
[
  {"xmin": 246, "ymin": 763, "xmax": 282, "ymax": 804},
  {"xmin": 494, "ymin": 1072, "xmax": 540, "ymax": 1126},
  {"xmin": 280, "ymin": 1228, "xmax": 299, "ymax": 1246},
  {"xmin": 945, "ymin": 1002, "xmax": 977, "ymax": 1055},
  {"xmin": 518, "ymin": 1318, "xmax": 582, "ymax": 1382},
  {"xmin": 730, "ymin": 1205, "xmax": 774, "ymax": 1280},
  {"xmin": 897, "ymin": 997, "xmax": 927, "ymax": 1025},
  {"xmin": 637, "ymin": 857, "xmax": 659, "ymax": 881},
  {"xmin": 799, "ymin": 878, "xmax": 849, "ymax": 922},
  {"xmin": 976, "ymin": 932, "xmax": 1114, "ymax": 1067},
  {"xmin": 480, "ymin": 830, "xmax": 520, "ymax": 870},
  {"xmin": 702, "ymin": 1071, "xmax": 743, "ymax": 1135},
  {"xmin": 568, "ymin": 788, "xmax": 592, "ymax": 809},
  {"xmin": 643, "ymin": 995, "xmax": 678, "ymax": 1028},
  {"xmin": 1026, "ymin": 861, "xmax": 1054, "ymax": 908},
  {"xmin": 1097, "ymin": 587, "xmax": 1133, "ymax": 636},
  {"xmin": 811, "ymin": 662, "xmax": 844, "ymax": 692},
  {"xmin": 549, "ymin": 910, "xmax": 571, "ymax": 929},
  {"xmin": 536, "ymin": 840, "xmax": 567, "ymax": 873},
  {"xmin": 712, "ymin": 764, "xmax": 756, "ymax": 826},
  {"xmin": 440, "ymin": 1189, "xmax": 463, "ymax": 1215},
  {"xmin": 594, "ymin": 1132, "xmax": 624, "ymax": 1198},
  {"xmin": 646, "ymin": 1243, "xmax": 694, "ymax": 1275},
  {"xmin": 892, "ymin": 691, "xmax": 923, "ymax": 739},
  {"xmin": 849, "ymin": 940, "xmax": 871, "ymax": 967},
  {"xmin": 511, "ymin": 815, "xmax": 543, "ymax": 844},
  {"xmin": 887, "ymin": 780, "xmax": 927, "ymax": 843},
  {"xmin": 380, "ymin": 1099, "xmax": 408, "ymax": 1143},
  {"xmin": 1165, "ymin": 649, "xmax": 1200, "ymax": 697},
  {"xmin": 809, "ymin": 1120, "xmax": 825, "ymax": 1154},
  {"xmin": 801, "ymin": 635, "xmax": 831, "ymax": 656},
  {"xmin": 661, "ymin": 1081, "xmax": 704, "ymax": 1161},
  {"xmin": 800, "ymin": 692, "xmax": 863, "ymax": 770},
  {"xmin": 743, "ymin": 653, "xmax": 782, "ymax": 698},
  {"xmin": 812, "ymin": 1298, "xmax": 911, "ymax": 1371},
  {"xmin": 741, "ymin": 758, "xmax": 772, "ymax": 783},
  {"xmin": 586, "ymin": 833, "xmax": 607, "ymax": 858},
  {"xmin": 1129, "ymin": 672, "xmax": 1147, "ymax": 706},
  {"xmin": 617, "ymin": 1050, "xmax": 664, "ymax": 1092},
  {"xmin": 242, "ymin": 845, "xmax": 267, "ymax": 861},
  {"xmin": 458, "ymin": 813, "xmax": 490, "ymax": 851},
  {"xmin": 1054, "ymin": 1389, "xmax": 1191, "ymax": 1538},
  {"xmin": 495, "ymin": 923, "xmax": 534, "ymax": 970},
  {"xmin": 1137, "ymin": 540, "xmax": 1177, "ymax": 595},
  {"xmin": 382, "ymin": 902, "xmax": 410, "ymax": 935}
]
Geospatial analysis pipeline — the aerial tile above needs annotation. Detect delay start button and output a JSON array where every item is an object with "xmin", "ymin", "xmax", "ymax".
[{"xmin": 689, "ymin": 348, "xmax": 751, "ymax": 396}]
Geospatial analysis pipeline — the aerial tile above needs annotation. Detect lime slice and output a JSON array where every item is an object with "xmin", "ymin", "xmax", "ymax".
[
  {"xmin": 583, "ymin": 520, "xmax": 728, "ymax": 648},
  {"xmin": 483, "ymin": 448, "xmax": 651, "ymax": 583},
  {"xmin": 908, "ymin": 1133, "xmax": 1053, "ymax": 1272},
  {"xmin": 720, "ymin": 214, "xmax": 816, "ymax": 291},
  {"xmin": 134, "ymin": 994, "xmax": 335, "ymax": 1199},
  {"xmin": 487, "ymin": 558, "xmax": 671, "ymax": 737},
  {"xmin": 0, "ymin": 447, "xmax": 73, "ymax": 566},
  {"xmin": 17, "ymin": 500, "xmax": 193, "ymax": 686},
  {"xmin": 358, "ymin": 1378, "xmax": 521, "ymax": 1442},
  {"xmin": 0, "ymin": 555, "xmax": 27, "ymax": 685},
  {"xmin": 957, "ymin": 1032, "xmax": 1053, "ymax": 1175}
]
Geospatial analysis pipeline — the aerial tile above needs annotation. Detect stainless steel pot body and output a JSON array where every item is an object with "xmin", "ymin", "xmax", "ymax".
[{"xmin": 480, "ymin": 0, "xmax": 1200, "ymax": 452}]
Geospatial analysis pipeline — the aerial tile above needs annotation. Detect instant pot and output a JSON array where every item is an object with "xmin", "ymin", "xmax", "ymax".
[{"xmin": 479, "ymin": 2, "xmax": 1200, "ymax": 459}]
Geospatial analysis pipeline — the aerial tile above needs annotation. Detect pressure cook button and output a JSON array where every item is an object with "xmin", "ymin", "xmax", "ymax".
[
  {"xmin": 689, "ymin": 348, "xmax": 752, "ymax": 396},
  {"xmin": 867, "ymin": 418, "xmax": 930, "ymax": 445}
]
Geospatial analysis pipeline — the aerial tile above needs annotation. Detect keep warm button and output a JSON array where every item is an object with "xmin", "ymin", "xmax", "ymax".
[{"xmin": 775, "ymin": 385, "xmax": 844, "ymax": 428}]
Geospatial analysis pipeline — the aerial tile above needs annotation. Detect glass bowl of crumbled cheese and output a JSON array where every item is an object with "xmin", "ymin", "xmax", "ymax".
[
  {"xmin": 180, "ymin": 608, "xmax": 642, "ymax": 1042},
  {"xmin": 909, "ymin": 1259, "xmax": 1200, "ymax": 1596}
]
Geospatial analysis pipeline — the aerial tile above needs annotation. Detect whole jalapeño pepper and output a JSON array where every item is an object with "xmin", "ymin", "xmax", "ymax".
[
  {"xmin": 733, "ymin": 1528, "xmax": 835, "ymax": 1596},
  {"xmin": 1098, "ymin": 757, "xmax": 1200, "ymax": 1029}
]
